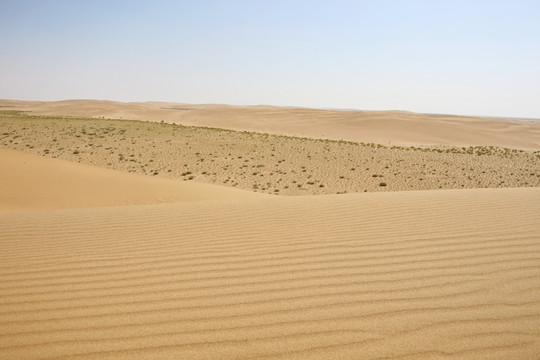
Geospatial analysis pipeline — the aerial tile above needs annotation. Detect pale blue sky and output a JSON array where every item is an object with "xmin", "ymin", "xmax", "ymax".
[{"xmin": 1, "ymin": 0, "xmax": 539, "ymax": 118}]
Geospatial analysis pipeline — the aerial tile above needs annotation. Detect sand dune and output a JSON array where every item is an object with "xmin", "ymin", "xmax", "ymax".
[
  {"xmin": 0, "ymin": 148, "xmax": 266, "ymax": 212},
  {"xmin": 1, "ymin": 187, "xmax": 539, "ymax": 359},
  {"xmin": 2, "ymin": 99, "xmax": 539, "ymax": 149},
  {"xmin": 2, "ymin": 110, "xmax": 538, "ymax": 196},
  {"xmin": 1, "ymin": 100, "xmax": 539, "ymax": 358}
]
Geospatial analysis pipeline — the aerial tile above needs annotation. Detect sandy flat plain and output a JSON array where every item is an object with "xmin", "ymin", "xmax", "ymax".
[{"xmin": 1, "ymin": 100, "xmax": 539, "ymax": 359}]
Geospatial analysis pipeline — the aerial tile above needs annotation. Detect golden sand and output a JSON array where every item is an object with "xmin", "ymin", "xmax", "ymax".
[
  {"xmin": 1, "ymin": 187, "xmax": 539, "ymax": 359},
  {"xmin": 0, "ymin": 100, "xmax": 539, "ymax": 359}
]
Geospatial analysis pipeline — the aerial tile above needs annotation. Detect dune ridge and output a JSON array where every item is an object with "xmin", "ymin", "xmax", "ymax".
[
  {"xmin": 2, "ymin": 99, "xmax": 539, "ymax": 149},
  {"xmin": 1, "ymin": 187, "xmax": 539, "ymax": 359}
]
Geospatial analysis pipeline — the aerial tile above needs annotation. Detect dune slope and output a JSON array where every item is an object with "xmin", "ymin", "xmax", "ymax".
[
  {"xmin": 0, "ymin": 148, "xmax": 266, "ymax": 212},
  {"xmin": 1, "ymin": 188, "xmax": 539, "ymax": 359}
]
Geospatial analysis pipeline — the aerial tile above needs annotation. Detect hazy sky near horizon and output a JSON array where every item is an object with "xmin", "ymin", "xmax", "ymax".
[{"xmin": 1, "ymin": 0, "xmax": 539, "ymax": 118}]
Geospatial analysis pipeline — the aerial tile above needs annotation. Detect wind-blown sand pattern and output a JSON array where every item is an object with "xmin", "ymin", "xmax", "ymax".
[
  {"xmin": 1, "ymin": 100, "xmax": 540, "ymax": 359},
  {"xmin": 1, "ymin": 188, "xmax": 539, "ymax": 359}
]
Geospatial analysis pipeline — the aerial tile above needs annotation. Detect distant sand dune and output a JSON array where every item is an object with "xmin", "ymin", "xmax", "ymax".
[
  {"xmin": 1, "ymin": 188, "xmax": 539, "ymax": 359},
  {"xmin": 2, "ymin": 99, "xmax": 539, "ymax": 149}
]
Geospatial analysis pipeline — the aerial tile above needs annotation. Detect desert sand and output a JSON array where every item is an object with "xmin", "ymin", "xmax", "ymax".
[
  {"xmin": 2, "ymin": 99, "xmax": 540, "ymax": 149},
  {"xmin": 0, "ymin": 148, "xmax": 266, "ymax": 213},
  {"xmin": 1, "ymin": 186, "xmax": 539, "ymax": 359},
  {"xmin": 1, "ymin": 109, "xmax": 538, "ymax": 195},
  {"xmin": 1, "ymin": 100, "xmax": 539, "ymax": 359}
]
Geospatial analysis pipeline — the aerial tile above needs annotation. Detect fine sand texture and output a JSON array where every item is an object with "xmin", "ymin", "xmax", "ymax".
[
  {"xmin": 1, "ymin": 187, "xmax": 539, "ymax": 359},
  {"xmin": 2, "ymin": 99, "xmax": 540, "ymax": 150}
]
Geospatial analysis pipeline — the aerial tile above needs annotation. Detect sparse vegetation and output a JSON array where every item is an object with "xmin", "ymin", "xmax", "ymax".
[{"xmin": 0, "ymin": 110, "xmax": 538, "ymax": 196}]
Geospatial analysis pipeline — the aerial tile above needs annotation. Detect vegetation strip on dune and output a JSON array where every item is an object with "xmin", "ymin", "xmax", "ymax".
[{"xmin": 1, "ymin": 110, "xmax": 538, "ymax": 195}]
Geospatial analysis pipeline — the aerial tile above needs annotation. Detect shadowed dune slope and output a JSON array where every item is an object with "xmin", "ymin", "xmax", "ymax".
[
  {"xmin": 1, "ymin": 187, "xmax": 539, "ymax": 359},
  {"xmin": 2, "ymin": 99, "xmax": 539, "ymax": 149},
  {"xmin": 0, "ymin": 149, "xmax": 266, "ymax": 212}
]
